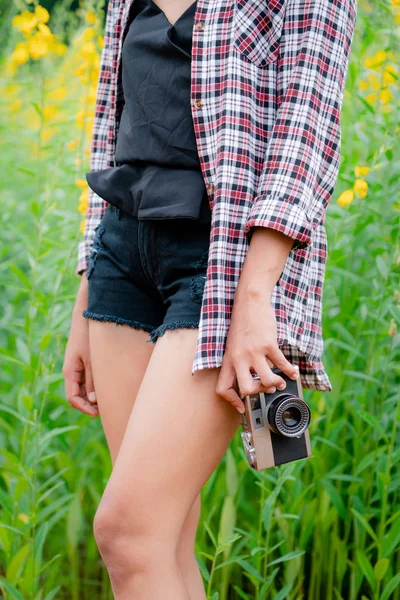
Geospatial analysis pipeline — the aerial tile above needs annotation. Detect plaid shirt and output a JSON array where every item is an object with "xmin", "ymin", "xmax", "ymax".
[{"xmin": 77, "ymin": 0, "xmax": 358, "ymax": 391}]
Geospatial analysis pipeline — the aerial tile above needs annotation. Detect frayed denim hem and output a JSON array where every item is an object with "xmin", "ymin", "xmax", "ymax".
[
  {"xmin": 82, "ymin": 310, "xmax": 155, "ymax": 334},
  {"xmin": 148, "ymin": 320, "xmax": 199, "ymax": 344}
]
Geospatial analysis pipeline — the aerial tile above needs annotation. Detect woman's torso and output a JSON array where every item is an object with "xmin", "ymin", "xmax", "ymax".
[{"xmin": 86, "ymin": 0, "xmax": 211, "ymax": 223}]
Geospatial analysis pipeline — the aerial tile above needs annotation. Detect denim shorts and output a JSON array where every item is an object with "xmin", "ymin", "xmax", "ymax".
[{"xmin": 82, "ymin": 204, "xmax": 211, "ymax": 343}]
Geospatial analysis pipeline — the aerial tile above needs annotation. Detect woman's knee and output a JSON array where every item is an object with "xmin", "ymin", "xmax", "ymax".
[{"xmin": 93, "ymin": 493, "xmax": 177, "ymax": 567}]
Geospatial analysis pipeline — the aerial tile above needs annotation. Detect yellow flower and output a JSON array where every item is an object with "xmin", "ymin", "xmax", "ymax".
[
  {"xmin": 52, "ymin": 42, "xmax": 68, "ymax": 56},
  {"xmin": 28, "ymin": 30, "xmax": 52, "ymax": 59},
  {"xmin": 364, "ymin": 49, "xmax": 387, "ymax": 70},
  {"xmin": 337, "ymin": 189, "xmax": 355, "ymax": 207},
  {"xmin": 85, "ymin": 9, "xmax": 97, "ymax": 25},
  {"xmin": 43, "ymin": 104, "xmax": 58, "ymax": 122},
  {"xmin": 78, "ymin": 199, "xmax": 89, "ymax": 215},
  {"xmin": 12, "ymin": 11, "xmax": 38, "ymax": 35},
  {"xmin": 47, "ymin": 87, "xmax": 67, "ymax": 102},
  {"xmin": 81, "ymin": 41, "xmax": 98, "ymax": 59},
  {"xmin": 78, "ymin": 188, "xmax": 89, "ymax": 213},
  {"xmin": 82, "ymin": 28, "xmax": 96, "ymax": 42},
  {"xmin": 353, "ymin": 179, "xmax": 368, "ymax": 198},
  {"xmin": 37, "ymin": 22, "xmax": 52, "ymax": 38},
  {"xmin": 10, "ymin": 42, "xmax": 30, "ymax": 66},
  {"xmin": 354, "ymin": 166, "xmax": 370, "ymax": 177},
  {"xmin": 365, "ymin": 92, "xmax": 377, "ymax": 104},
  {"xmin": 75, "ymin": 178, "xmax": 87, "ymax": 189},
  {"xmin": 380, "ymin": 88, "xmax": 392, "ymax": 104},
  {"xmin": 68, "ymin": 140, "xmax": 80, "ymax": 151},
  {"xmin": 383, "ymin": 64, "xmax": 398, "ymax": 86},
  {"xmin": 35, "ymin": 5, "xmax": 50, "ymax": 24},
  {"xmin": 80, "ymin": 218, "xmax": 87, "ymax": 234}
]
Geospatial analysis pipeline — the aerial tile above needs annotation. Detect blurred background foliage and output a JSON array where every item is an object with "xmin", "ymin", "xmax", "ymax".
[{"xmin": 0, "ymin": 0, "xmax": 400, "ymax": 599}]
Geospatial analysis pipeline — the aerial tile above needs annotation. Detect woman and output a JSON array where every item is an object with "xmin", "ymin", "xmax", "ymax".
[{"xmin": 63, "ymin": 0, "xmax": 357, "ymax": 597}]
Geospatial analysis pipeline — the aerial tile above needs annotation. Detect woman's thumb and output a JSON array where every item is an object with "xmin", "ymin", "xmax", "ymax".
[{"xmin": 84, "ymin": 359, "xmax": 97, "ymax": 403}]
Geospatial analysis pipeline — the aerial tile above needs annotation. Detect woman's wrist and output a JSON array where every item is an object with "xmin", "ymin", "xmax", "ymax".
[{"xmin": 237, "ymin": 226, "xmax": 294, "ymax": 299}]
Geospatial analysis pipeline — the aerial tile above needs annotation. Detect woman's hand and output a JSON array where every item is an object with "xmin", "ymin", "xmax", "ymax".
[
  {"xmin": 216, "ymin": 227, "xmax": 300, "ymax": 413},
  {"xmin": 62, "ymin": 274, "xmax": 99, "ymax": 417}
]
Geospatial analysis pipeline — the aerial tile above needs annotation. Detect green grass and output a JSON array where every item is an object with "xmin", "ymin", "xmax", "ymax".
[{"xmin": 0, "ymin": 1, "xmax": 399, "ymax": 598}]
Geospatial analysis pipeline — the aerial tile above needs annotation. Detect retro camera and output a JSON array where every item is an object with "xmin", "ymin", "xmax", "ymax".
[{"xmin": 240, "ymin": 366, "xmax": 312, "ymax": 470}]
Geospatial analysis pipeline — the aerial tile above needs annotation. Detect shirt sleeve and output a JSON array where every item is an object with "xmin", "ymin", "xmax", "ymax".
[
  {"xmin": 76, "ymin": 2, "xmax": 116, "ymax": 276},
  {"xmin": 244, "ymin": 0, "xmax": 358, "ymax": 251}
]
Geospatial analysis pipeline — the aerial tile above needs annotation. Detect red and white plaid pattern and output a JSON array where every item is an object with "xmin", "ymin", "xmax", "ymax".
[{"xmin": 77, "ymin": 0, "xmax": 358, "ymax": 391}]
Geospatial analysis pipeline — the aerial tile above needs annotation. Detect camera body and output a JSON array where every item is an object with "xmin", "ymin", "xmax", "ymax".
[{"xmin": 240, "ymin": 365, "xmax": 312, "ymax": 470}]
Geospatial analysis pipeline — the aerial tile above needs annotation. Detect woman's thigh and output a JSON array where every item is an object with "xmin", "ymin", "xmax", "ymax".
[
  {"xmin": 88, "ymin": 319, "xmax": 155, "ymax": 464},
  {"xmin": 100, "ymin": 326, "xmax": 242, "ymax": 544}
]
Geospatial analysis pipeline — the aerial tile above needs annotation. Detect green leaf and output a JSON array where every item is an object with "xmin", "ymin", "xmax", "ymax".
[
  {"xmin": 15, "ymin": 338, "xmax": 31, "ymax": 365},
  {"xmin": 381, "ymin": 517, "xmax": 400, "ymax": 558},
  {"xmin": 0, "ymin": 578, "xmax": 25, "ymax": 600},
  {"xmin": 321, "ymin": 479, "xmax": 346, "ymax": 520},
  {"xmin": 258, "ymin": 567, "xmax": 279, "ymax": 597},
  {"xmin": 235, "ymin": 559, "xmax": 264, "ymax": 582},
  {"xmin": 351, "ymin": 509, "xmax": 378, "ymax": 543},
  {"xmin": 6, "ymin": 543, "xmax": 31, "ymax": 585},
  {"xmin": 67, "ymin": 493, "xmax": 82, "ymax": 554},
  {"xmin": 376, "ymin": 255, "xmax": 389, "ymax": 280},
  {"xmin": 218, "ymin": 496, "xmax": 236, "ymax": 553},
  {"xmin": 268, "ymin": 550, "xmax": 305, "ymax": 567},
  {"xmin": 373, "ymin": 558, "xmax": 389, "ymax": 582},
  {"xmin": 381, "ymin": 573, "xmax": 400, "ymax": 600},
  {"xmin": 204, "ymin": 522, "xmax": 217, "ymax": 548},
  {"xmin": 225, "ymin": 448, "xmax": 238, "ymax": 497},
  {"xmin": 356, "ymin": 550, "xmax": 375, "ymax": 591},
  {"xmin": 44, "ymin": 586, "xmax": 61, "ymax": 600},
  {"xmin": 274, "ymin": 584, "xmax": 293, "ymax": 600},
  {"xmin": 359, "ymin": 410, "xmax": 387, "ymax": 440}
]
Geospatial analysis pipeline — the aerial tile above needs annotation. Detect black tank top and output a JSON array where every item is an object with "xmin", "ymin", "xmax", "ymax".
[{"xmin": 85, "ymin": 0, "xmax": 211, "ymax": 224}]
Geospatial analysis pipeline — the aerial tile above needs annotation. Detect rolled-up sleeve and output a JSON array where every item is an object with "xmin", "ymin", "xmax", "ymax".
[{"xmin": 244, "ymin": 0, "xmax": 358, "ymax": 251}]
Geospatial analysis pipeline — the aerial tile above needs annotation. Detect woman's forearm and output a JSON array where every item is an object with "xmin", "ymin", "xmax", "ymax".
[{"xmin": 236, "ymin": 227, "xmax": 294, "ymax": 300}]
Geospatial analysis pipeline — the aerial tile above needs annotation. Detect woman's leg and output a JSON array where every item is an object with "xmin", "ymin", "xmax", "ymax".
[
  {"xmin": 91, "ymin": 326, "xmax": 242, "ymax": 600},
  {"xmin": 88, "ymin": 320, "xmax": 207, "ymax": 598}
]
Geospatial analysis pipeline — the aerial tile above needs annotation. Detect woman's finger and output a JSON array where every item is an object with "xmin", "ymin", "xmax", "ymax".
[
  {"xmin": 216, "ymin": 361, "xmax": 245, "ymax": 413},
  {"xmin": 266, "ymin": 346, "xmax": 299, "ymax": 381},
  {"xmin": 84, "ymin": 359, "xmax": 97, "ymax": 404},
  {"xmin": 252, "ymin": 356, "xmax": 286, "ymax": 393},
  {"xmin": 64, "ymin": 368, "xmax": 99, "ymax": 417},
  {"xmin": 234, "ymin": 362, "xmax": 263, "ymax": 398}
]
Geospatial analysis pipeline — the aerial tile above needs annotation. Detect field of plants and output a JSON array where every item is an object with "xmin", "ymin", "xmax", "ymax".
[{"xmin": 0, "ymin": 0, "xmax": 399, "ymax": 598}]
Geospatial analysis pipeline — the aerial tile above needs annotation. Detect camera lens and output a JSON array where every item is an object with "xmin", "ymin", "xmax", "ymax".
[
  {"xmin": 266, "ymin": 395, "xmax": 310, "ymax": 437},
  {"xmin": 282, "ymin": 407, "xmax": 301, "ymax": 428}
]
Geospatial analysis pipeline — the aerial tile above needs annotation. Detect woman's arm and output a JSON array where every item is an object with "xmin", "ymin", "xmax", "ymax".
[
  {"xmin": 217, "ymin": 0, "xmax": 358, "ymax": 411},
  {"xmin": 216, "ymin": 227, "xmax": 298, "ymax": 413},
  {"xmin": 244, "ymin": 0, "xmax": 358, "ymax": 250}
]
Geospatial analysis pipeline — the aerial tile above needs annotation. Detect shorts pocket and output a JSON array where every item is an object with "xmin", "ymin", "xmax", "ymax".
[{"xmin": 233, "ymin": 0, "xmax": 287, "ymax": 68}]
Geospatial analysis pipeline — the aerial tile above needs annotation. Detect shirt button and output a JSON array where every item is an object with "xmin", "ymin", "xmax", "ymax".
[
  {"xmin": 193, "ymin": 99, "xmax": 204, "ymax": 109},
  {"xmin": 206, "ymin": 182, "xmax": 215, "ymax": 194},
  {"xmin": 195, "ymin": 21, "xmax": 205, "ymax": 31}
]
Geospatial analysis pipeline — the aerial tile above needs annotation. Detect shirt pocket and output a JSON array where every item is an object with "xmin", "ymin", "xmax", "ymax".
[{"xmin": 233, "ymin": 0, "xmax": 287, "ymax": 68}]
